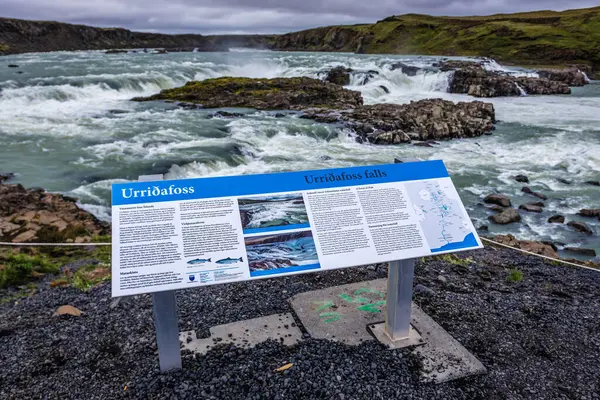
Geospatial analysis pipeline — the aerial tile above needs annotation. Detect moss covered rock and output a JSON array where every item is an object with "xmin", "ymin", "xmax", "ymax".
[{"xmin": 133, "ymin": 77, "xmax": 363, "ymax": 110}]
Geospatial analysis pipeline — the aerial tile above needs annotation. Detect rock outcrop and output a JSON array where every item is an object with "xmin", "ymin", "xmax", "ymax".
[
  {"xmin": 325, "ymin": 67, "xmax": 353, "ymax": 86},
  {"xmin": 548, "ymin": 215, "xmax": 565, "ymax": 224},
  {"xmin": 537, "ymin": 68, "xmax": 588, "ymax": 86},
  {"xmin": 490, "ymin": 234, "xmax": 559, "ymax": 258},
  {"xmin": 133, "ymin": 77, "xmax": 363, "ymax": 110},
  {"xmin": 301, "ymin": 99, "xmax": 496, "ymax": 144},
  {"xmin": 444, "ymin": 62, "xmax": 572, "ymax": 97},
  {"xmin": 0, "ymin": 183, "xmax": 109, "ymax": 243}
]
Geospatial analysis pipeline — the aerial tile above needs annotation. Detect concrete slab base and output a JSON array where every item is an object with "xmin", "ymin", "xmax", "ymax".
[
  {"xmin": 179, "ymin": 313, "xmax": 303, "ymax": 355},
  {"xmin": 290, "ymin": 278, "xmax": 487, "ymax": 383},
  {"xmin": 368, "ymin": 323, "xmax": 425, "ymax": 349},
  {"xmin": 289, "ymin": 278, "xmax": 389, "ymax": 345}
]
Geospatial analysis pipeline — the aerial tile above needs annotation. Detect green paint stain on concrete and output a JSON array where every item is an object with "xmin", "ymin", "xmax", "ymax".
[
  {"xmin": 319, "ymin": 312, "xmax": 343, "ymax": 323},
  {"xmin": 356, "ymin": 300, "xmax": 386, "ymax": 313}
]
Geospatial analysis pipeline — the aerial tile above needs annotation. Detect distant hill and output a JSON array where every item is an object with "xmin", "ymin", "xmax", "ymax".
[
  {"xmin": 1, "ymin": 7, "xmax": 599, "ymax": 76},
  {"xmin": 0, "ymin": 17, "xmax": 273, "ymax": 54},
  {"xmin": 270, "ymin": 7, "xmax": 600, "ymax": 75}
]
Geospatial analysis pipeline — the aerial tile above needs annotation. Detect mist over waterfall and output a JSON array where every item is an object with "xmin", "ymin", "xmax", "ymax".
[{"xmin": 0, "ymin": 49, "xmax": 599, "ymax": 254}]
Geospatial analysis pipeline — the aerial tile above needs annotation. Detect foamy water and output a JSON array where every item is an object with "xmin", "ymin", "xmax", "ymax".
[{"xmin": 0, "ymin": 50, "xmax": 598, "ymax": 256}]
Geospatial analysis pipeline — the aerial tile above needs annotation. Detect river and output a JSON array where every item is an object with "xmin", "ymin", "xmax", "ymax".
[{"xmin": 0, "ymin": 49, "xmax": 598, "ymax": 257}]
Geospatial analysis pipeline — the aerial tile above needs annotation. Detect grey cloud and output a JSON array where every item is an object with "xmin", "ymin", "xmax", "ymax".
[{"xmin": 0, "ymin": 0, "xmax": 598, "ymax": 34}]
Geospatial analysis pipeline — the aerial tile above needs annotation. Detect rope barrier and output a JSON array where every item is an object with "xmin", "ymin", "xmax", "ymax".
[
  {"xmin": 480, "ymin": 237, "xmax": 599, "ymax": 272},
  {"xmin": 0, "ymin": 238, "xmax": 597, "ymax": 272}
]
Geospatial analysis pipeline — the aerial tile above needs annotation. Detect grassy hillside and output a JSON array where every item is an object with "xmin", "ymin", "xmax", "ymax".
[{"xmin": 272, "ymin": 7, "xmax": 600, "ymax": 73}]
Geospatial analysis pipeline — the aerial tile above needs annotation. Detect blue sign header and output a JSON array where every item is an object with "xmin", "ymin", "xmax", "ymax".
[{"xmin": 111, "ymin": 160, "xmax": 449, "ymax": 206}]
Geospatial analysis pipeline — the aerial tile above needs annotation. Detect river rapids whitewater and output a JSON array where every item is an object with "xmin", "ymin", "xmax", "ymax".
[{"xmin": 0, "ymin": 50, "xmax": 599, "ymax": 257}]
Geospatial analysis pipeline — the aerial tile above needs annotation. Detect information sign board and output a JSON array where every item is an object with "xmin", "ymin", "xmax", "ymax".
[{"xmin": 111, "ymin": 161, "xmax": 481, "ymax": 297}]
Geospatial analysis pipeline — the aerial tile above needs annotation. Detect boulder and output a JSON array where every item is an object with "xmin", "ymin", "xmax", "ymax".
[
  {"xmin": 567, "ymin": 221, "xmax": 593, "ymax": 235},
  {"xmin": 556, "ymin": 178, "xmax": 571, "ymax": 185},
  {"xmin": 105, "ymin": 49, "xmax": 127, "ymax": 54},
  {"xmin": 133, "ymin": 77, "xmax": 363, "ymax": 110},
  {"xmin": 484, "ymin": 194, "xmax": 511, "ymax": 208},
  {"xmin": 537, "ymin": 68, "xmax": 587, "ymax": 87},
  {"xmin": 8, "ymin": 64, "xmax": 19, "ymax": 68},
  {"xmin": 515, "ymin": 174, "xmax": 529, "ymax": 183},
  {"xmin": 488, "ymin": 208, "xmax": 521, "ymax": 224},
  {"xmin": 578, "ymin": 209, "xmax": 600, "ymax": 218},
  {"xmin": 564, "ymin": 247, "xmax": 597, "ymax": 257},
  {"xmin": 390, "ymin": 62, "xmax": 421, "ymax": 76},
  {"xmin": 302, "ymin": 98, "xmax": 496, "ymax": 144},
  {"xmin": 521, "ymin": 186, "xmax": 548, "ymax": 200},
  {"xmin": 491, "ymin": 234, "xmax": 559, "ymax": 258},
  {"xmin": 585, "ymin": 180, "xmax": 600, "ymax": 186},
  {"xmin": 325, "ymin": 66, "xmax": 353, "ymax": 86},
  {"xmin": 379, "ymin": 85, "xmax": 390, "ymax": 94},
  {"xmin": 519, "ymin": 204, "xmax": 543, "ymax": 213},
  {"xmin": 548, "ymin": 215, "xmax": 565, "ymax": 224}
]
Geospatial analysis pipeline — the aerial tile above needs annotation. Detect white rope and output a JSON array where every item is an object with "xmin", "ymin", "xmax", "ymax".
[
  {"xmin": 0, "ymin": 242, "xmax": 111, "ymax": 246},
  {"xmin": 480, "ymin": 237, "xmax": 599, "ymax": 272}
]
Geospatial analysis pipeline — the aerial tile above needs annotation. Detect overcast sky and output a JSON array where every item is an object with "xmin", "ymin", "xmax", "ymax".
[{"xmin": 0, "ymin": 0, "xmax": 597, "ymax": 34}]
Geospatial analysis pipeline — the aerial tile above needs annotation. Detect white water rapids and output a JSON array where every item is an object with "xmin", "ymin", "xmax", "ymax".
[{"xmin": 0, "ymin": 50, "xmax": 598, "ymax": 256}]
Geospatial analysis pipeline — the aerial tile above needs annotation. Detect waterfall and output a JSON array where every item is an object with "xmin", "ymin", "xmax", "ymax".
[{"xmin": 515, "ymin": 82, "xmax": 527, "ymax": 96}]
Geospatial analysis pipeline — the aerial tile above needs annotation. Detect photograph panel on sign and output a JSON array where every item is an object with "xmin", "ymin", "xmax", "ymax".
[
  {"xmin": 238, "ymin": 193, "xmax": 310, "ymax": 234},
  {"xmin": 245, "ymin": 230, "xmax": 320, "ymax": 277}
]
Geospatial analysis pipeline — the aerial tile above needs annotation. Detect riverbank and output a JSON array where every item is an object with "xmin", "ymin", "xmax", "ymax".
[{"xmin": 1, "ymin": 238, "xmax": 598, "ymax": 399}]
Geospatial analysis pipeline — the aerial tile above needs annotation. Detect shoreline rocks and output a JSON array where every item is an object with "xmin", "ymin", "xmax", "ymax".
[
  {"xmin": 490, "ymin": 234, "xmax": 559, "ymax": 258},
  {"xmin": 302, "ymin": 98, "xmax": 496, "ymax": 144},
  {"xmin": 0, "ymin": 183, "xmax": 109, "ymax": 243},
  {"xmin": 133, "ymin": 77, "xmax": 363, "ymax": 110}
]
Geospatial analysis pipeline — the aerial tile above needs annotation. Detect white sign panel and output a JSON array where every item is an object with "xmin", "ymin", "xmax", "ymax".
[{"xmin": 111, "ymin": 161, "xmax": 482, "ymax": 296}]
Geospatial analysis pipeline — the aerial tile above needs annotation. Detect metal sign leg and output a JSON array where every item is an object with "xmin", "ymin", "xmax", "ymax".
[
  {"xmin": 138, "ymin": 174, "xmax": 182, "ymax": 372},
  {"xmin": 152, "ymin": 291, "xmax": 182, "ymax": 371},
  {"xmin": 385, "ymin": 259, "xmax": 415, "ymax": 340}
]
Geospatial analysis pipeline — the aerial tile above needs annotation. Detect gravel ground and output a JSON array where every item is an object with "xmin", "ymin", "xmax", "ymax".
[{"xmin": 1, "ymin": 245, "xmax": 599, "ymax": 400}]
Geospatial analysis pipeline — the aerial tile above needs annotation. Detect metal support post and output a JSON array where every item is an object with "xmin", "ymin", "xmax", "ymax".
[
  {"xmin": 384, "ymin": 259, "xmax": 415, "ymax": 341},
  {"xmin": 138, "ymin": 174, "xmax": 182, "ymax": 372}
]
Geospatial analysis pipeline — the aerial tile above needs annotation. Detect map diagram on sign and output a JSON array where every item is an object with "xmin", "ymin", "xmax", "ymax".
[{"xmin": 406, "ymin": 178, "xmax": 479, "ymax": 253}]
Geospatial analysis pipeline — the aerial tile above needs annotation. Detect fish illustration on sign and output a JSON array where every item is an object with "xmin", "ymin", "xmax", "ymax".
[
  {"xmin": 216, "ymin": 257, "xmax": 243, "ymax": 264},
  {"xmin": 187, "ymin": 258, "xmax": 211, "ymax": 264}
]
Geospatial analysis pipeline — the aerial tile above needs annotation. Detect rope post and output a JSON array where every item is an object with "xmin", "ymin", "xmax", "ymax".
[{"xmin": 138, "ymin": 174, "xmax": 182, "ymax": 372}]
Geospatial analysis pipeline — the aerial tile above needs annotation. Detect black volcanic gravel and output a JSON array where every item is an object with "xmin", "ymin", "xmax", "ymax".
[{"xmin": 1, "ymin": 245, "xmax": 599, "ymax": 399}]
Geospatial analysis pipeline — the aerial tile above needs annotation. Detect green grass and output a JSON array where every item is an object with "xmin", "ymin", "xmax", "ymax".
[
  {"xmin": 0, "ymin": 44, "xmax": 9, "ymax": 53},
  {"xmin": 435, "ymin": 254, "xmax": 473, "ymax": 267},
  {"xmin": 0, "ymin": 252, "xmax": 60, "ymax": 288},
  {"xmin": 506, "ymin": 268, "xmax": 524, "ymax": 283},
  {"xmin": 0, "ymin": 241, "xmax": 111, "ymax": 289},
  {"xmin": 70, "ymin": 264, "xmax": 111, "ymax": 291}
]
